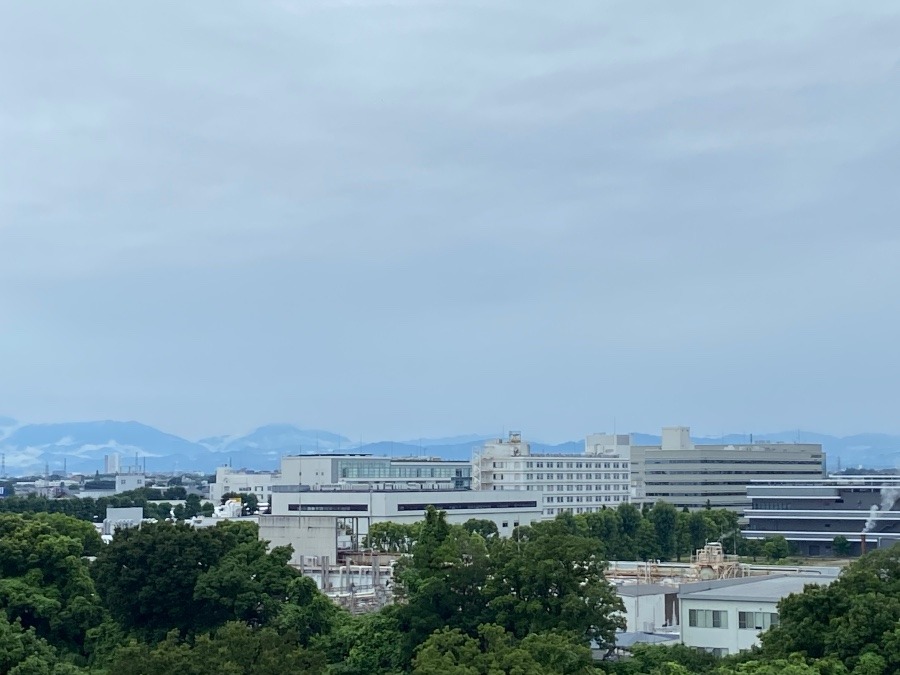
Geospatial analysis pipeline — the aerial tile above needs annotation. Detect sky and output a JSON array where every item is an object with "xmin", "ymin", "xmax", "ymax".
[{"xmin": 2, "ymin": 0, "xmax": 900, "ymax": 443}]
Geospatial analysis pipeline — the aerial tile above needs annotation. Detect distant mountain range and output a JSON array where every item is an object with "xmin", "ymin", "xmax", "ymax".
[{"xmin": 0, "ymin": 416, "xmax": 897, "ymax": 475}]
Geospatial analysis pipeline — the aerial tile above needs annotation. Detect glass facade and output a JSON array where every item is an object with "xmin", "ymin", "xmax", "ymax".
[{"xmin": 336, "ymin": 459, "xmax": 471, "ymax": 485}]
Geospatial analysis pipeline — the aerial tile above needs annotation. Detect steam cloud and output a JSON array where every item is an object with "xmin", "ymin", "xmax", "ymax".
[{"xmin": 862, "ymin": 487, "xmax": 900, "ymax": 533}]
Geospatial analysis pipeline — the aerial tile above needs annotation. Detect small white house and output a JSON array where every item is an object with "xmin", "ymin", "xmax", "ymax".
[{"xmin": 678, "ymin": 574, "xmax": 835, "ymax": 657}]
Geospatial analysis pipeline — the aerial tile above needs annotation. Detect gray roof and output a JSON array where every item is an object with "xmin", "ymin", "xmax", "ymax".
[
  {"xmin": 678, "ymin": 575, "xmax": 835, "ymax": 603},
  {"xmin": 615, "ymin": 583, "xmax": 679, "ymax": 597},
  {"xmin": 612, "ymin": 632, "xmax": 681, "ymax": 648}
]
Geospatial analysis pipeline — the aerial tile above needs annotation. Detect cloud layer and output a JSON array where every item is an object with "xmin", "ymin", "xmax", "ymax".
[{"xmin": 2, "ymin": 0, "xmax": 900, "ymax": 440}]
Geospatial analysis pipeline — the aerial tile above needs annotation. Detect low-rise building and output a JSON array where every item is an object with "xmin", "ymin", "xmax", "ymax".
[
  {"xmin": 114, "ymin": 473, "xmax": 146, "ymax": 494},
  {"xmin": 678, "ymin": 574, "xmax": 836, "ymax": 656}
]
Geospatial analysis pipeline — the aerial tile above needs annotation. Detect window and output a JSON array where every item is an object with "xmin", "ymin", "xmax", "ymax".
[
  {"xmin": 738, "ymin": 612, "xmax": 778, "ymax": 631},
  {"xmin": 502, "ymin": 521, "xmax": 508, "ymax": 528},
  {"xmin": 689, "ymin": 609, "xmax": 728, "ymax": 629}
]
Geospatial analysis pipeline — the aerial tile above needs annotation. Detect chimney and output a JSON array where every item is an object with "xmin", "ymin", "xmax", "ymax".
[{"xmin": 860, "ymin": 533, "xmax": 867, "ymax": 556}]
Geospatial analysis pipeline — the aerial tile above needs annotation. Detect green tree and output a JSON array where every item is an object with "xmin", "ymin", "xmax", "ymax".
[
  {"xmin": 0, "ymin": 615, "xmax": 88, "ymax": 674},
  {"xmin": 688, "ymin": 511, "xmax": 709, "ymax": 552},
  {"xmin": 318, "ymin": 608, "xmax": 406, "ymax": 675},
  {"xmin": 107, "ymin": 622, "xmax": 326, "ymax": 675},
  {"xmin": 675, "ymin": 510, "xmax": 691, "ymax": 561},
  {"xmin": 760, "ymin": 544, "xmax": 900, "ymax": 673},
  {"xmin": 832, "ymin": 535, "xmax": 851, "ymax": 557},
  {"xmin": 394, "ymin": 508, "xmax": 492, "ymax": 659},
  {"xmin": 462, "ymin": 518, "xmax": 499, "ymax": 540},
  {"xmin": 193, "ymin": 540, "xmax": 301, "ymax": 628},
  {"xmin": 412, "ymin": 624, "xmax": 593, "ymax": 675},
  {"xmin": 763, "ymin": 536, "xmax": 790, "ymax": 561},
  {"xmin": 184, "ymin": 494, "xmax": 202, "ymax": 518},
  {"xmin": 91, "ymin": 520, "xmax": 258, "ymax": 639},
  {"xmin": 636, "ymin": 518, "xmax": 658, "ymax": 560},
  {"xmin": 649, "ymin": 501, "xmax": 678, "ymax": 561},
  {"xmin": 0, "ymin": 514, "xmax": 105, "ymax": 655},
  {"xmin": 485, "ymin": 514, "xmax": 624, "ymax": 654}
]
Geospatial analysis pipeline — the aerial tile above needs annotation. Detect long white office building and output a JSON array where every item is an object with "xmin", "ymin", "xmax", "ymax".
[{"xmin": 472, "ymin": 432, "xmax": 632, "ymax": 517}]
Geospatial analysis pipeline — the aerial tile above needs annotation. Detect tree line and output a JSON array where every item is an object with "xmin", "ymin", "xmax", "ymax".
[
  {"xmin": 367, "ymin": 501, "xmax": 791, "ymax": 563},
  {"xmin": 0, "ymin": 488, "xmax": 214, "ymax": 522}
]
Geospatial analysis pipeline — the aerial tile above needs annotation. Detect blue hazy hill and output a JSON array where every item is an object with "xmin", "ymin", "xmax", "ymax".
[{"xmin": 1, "ymin": 415, "xmax": 898, "ymax": 474}]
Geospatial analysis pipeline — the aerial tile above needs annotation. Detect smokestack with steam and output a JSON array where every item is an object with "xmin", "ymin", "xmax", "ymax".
[{"xmin": 862, "ymin": 487, "xmax": 900, "ymax": 534}]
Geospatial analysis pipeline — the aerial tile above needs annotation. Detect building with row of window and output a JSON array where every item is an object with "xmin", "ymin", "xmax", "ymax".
[
  {"xmin": 744, "ymin": 476, "xmax": 900, "ymax": 556},
  {"xmin": 209, "ymin": 467, "xmax": 277, "ymax": 505},
  {"xmin": 472, "ymin": 432, "xmax": 631, "ymax": 517},
  {"xmin": 629, "ymin": 427, "xmax": 826, "ymax": 510},
  {"xmin": 678, "ymin": 574, "xmax": 836, "ymax": 656}
]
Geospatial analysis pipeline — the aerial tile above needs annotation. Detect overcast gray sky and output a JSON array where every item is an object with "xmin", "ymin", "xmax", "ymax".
[{"xmin": 2, "ymin": 0, "xmax": 900, "ymax": 442}]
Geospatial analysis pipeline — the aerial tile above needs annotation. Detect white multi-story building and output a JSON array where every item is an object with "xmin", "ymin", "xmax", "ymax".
[
  {"xmin": 472, "ymin": 432, "xmax": 631, "ymax": 518},
  {"xmin": 209, "ymin": 467, "xmax": 277, "ymax": 505}
]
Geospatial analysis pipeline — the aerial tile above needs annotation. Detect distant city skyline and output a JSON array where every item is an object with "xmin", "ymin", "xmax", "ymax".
[{"xmin": 3, "ymin": 1, "xmax": 900, "ymax": 441}]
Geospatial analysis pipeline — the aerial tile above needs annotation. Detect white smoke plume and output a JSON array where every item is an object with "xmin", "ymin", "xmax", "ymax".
[
  {"xmin": 861, "ymin": 487, "xmax": 900, "ymax": 533},
  {"xmin": 880, "ymin": 487, "xmax": 900, "ymax": 512},
  {"xmin": 864, "ymin": 505, "xmax": 880, "ymax": 533}
]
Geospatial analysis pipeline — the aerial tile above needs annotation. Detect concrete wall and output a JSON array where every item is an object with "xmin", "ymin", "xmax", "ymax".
[
  {"xmin": 258, "ymin": 515, "xmax": 338, "ymax": 565},
  {"xmin": 618, "ymin": 592, "xmax": 674, "ymax": 632}
]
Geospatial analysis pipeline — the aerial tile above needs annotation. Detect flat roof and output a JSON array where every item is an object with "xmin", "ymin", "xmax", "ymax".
[
  {"xmin": 679, "ymin": 575, "xmax": 835, "ymax": 603},
  {"xmin": 615, "ymin": 583, "xmax": 678, "ymax": 597}
]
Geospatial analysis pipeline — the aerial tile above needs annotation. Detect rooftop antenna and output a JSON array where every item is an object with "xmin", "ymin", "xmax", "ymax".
[
  {"xmin": 63, "ymin": 457, "xmax": 67, "ymax": 476},
  {"xmin": 1, "ymin": 453, "xmax": 5, "ymax": 478}
]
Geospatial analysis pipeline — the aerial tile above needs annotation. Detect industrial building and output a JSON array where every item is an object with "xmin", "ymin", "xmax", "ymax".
[
  {"xmin": 257, "ymin": 453, "xmax": 541, "ymax": 597},
  {"xmin": 678, "ymin": 574, "xmax": 835, "ymax": 656},
  {"xmin": 472, "ymin": 432, "xmax": 632, "ymax": 517},
  {"xmin": 629, "ymin": 427, "xmax": 826, "ymax": 511},
  {"xmin": 744, "ymin": 476, "xmax": 900, "ymax": 556}
]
